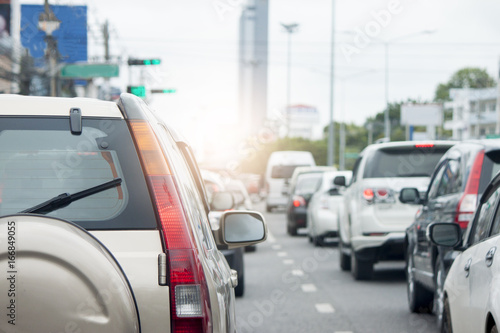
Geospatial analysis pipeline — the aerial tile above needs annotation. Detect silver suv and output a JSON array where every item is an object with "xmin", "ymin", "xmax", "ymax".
[
  {"xmin": 337, "ymin": 141, "xmax": 453, "ymax": 280},
  {"xmin": 0, "ymin": 94, "xmax": 267, "ymax": 332}
]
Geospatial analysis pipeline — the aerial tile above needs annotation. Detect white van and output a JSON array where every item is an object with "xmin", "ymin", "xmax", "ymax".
[{"xmin": 265, "ymin": 151, "xmax": 316, "ymax": 212}]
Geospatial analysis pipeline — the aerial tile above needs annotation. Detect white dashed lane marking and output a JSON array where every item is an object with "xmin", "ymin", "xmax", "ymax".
[
  {"xmin": 315, "ymin": 303, "xmax": 335, "ymax": 314},
  {"xmin": 291, "ymin": 269, "xmax": 305, "ymax": 276},
  {"xmin": 271, "ymin": 244, "xmax": 282, "ymax": 250},
  {"xmin": 301, "ymin": 284, "xmax": 317, "ymax": 292},
  {"xmin": 277, "ymin": 252, "xmax": 287, "ymax": 257},
  {"xmin": 283, "ymin": 259, "xmax": 295, "ymax": 265}
]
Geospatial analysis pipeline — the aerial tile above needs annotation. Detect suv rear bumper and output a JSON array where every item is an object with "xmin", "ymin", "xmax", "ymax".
[{"xmin": 352, "ymin": 233, "xmax": 405, "ymax": 262}]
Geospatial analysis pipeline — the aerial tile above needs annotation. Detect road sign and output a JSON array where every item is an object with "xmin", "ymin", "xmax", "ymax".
[{"xmin": 60, "ymin": 64, "xmax": 119, "ymax": 78}]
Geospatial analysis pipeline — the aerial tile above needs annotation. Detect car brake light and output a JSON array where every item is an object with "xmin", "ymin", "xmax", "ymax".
[
  {"xmin": 293, "ymin": 195, "xmax": 306, "ymax": 207},
  {"xmin": 129, "ymin": 120, "xmax": 212, "ymax": 333},
  {"xmin": 455, "ymin": 150, "xmax": 484, "ymax": 229},
  {"xmin": 362, "ymin": 188, "xmax": 394, "ymax": 204},
  {"xmin": 363, "ymin": 189, "xmax": 374, "ymax": 201},
  {"xmin": 415, "ymin": 144, "xmax": 435, "ymax": 148}
]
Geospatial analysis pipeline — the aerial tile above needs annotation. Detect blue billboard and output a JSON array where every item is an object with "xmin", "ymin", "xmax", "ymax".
[{"xmin": 21, "ymin": 5, "xmax": 87, "ymax": 64}]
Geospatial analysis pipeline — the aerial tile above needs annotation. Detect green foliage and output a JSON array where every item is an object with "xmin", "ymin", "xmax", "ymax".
[{"xmin": 434, "ymin": 67, "xmax": 495, "ymax": 101}]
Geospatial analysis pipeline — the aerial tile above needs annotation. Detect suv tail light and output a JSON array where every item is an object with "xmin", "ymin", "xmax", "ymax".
[
  {"xmin": 455, "ymin": 149, "xmax": 484, "ymax": 229},
  {"xmin": 292, "ymin": 195, "xmax": 306, "ymax": 207},
  {"xmin": 362, "ymin": 188, "xmax": 395, "ymax": 204},
  {"xmin": 129, "ymin": 120, "xmax": 212, "ymax": 333}
]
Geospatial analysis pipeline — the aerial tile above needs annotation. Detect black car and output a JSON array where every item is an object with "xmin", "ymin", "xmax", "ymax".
[
  {"xmin": 400, "ymin": 140, "xmax": 500, "ymax": 319},
  {"xmin": 286, "ymin": 172, "xmax": 323, "ymax": 236}
]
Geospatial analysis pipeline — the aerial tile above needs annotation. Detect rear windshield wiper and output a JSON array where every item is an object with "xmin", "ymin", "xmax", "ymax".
[{"xmin": 20, "ymin": 178, "xmax": 122, "ymax": 215}]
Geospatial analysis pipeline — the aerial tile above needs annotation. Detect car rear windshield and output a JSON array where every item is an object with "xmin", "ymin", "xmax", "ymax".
[
  {"xmin": 479, "ymin": 151, "xmax": 500, "ymax": 193},
  {"xmin": 295, "ymin": 173, "xmax": 322, "ymax": 194},
  {"xmin": 271, "ymin": 165, "xmax": 308, "ymax": 179},
  {"xmin": 363, "ymin": 146, "xmax": 450, "ymax": 178},
  {"xmin": 0, "ymin": 117, "xmax": 157, "ymax": 230}
]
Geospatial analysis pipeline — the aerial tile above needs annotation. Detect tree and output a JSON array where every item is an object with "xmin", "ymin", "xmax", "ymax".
[{"xmin": 434, "ymin": 67, "xmax": 495, "ymax": 101}]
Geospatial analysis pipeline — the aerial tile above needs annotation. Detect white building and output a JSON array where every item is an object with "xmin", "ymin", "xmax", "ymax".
[
  {"xmin": 287, "ymin": 104, "xmax": 320, "ymax": 140},
  {"xmin": 444, "ymin": 87, "xmax": 498, "ymax": 140}
]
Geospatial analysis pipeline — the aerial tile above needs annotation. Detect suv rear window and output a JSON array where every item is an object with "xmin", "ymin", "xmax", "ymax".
[
  {"xmin": 271, "ymin": 165, "xmax": 307, "ymax": 179},
  {"xmin": 295, "ymin": 173, "xmax": 322, "ymax": 194},
  {"xmin": 479, "ymin": 151, "xmax": 500, "ymax": 193},
  {"xmin": 0, "ymin": 117, "xmax": 157, "ymax": 230},
  {"xmin": 363, "ymin": 146, "xmax": 449, "ymax": 178}
]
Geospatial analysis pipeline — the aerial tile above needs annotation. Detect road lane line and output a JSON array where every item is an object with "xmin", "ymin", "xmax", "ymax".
[
  {"xmin": 271, "ymin": 244, "xmax": 282, "ymax": 250},
  {"xmin": 315, "ymin": 303, "xmax": 335, "ymax": 313},
  {"xmin": 283, "ymin": 259, "xmax": 294, "ymax": 265},
  {"xmin": 301, "ymin": 284, "xmax": 317, "ymax": 292},
  {"xmin": 277, "ymin": 251, "xmax": 287, "ymax": 257},
  {"xmin": 291, "ymin": 269, "xmax": 304, "ymax": 276}
]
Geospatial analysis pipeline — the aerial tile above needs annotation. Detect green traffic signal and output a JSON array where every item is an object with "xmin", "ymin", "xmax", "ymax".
[{"xmin": 127, "ymin": 85, "xmax": 146, "ymax": 97}]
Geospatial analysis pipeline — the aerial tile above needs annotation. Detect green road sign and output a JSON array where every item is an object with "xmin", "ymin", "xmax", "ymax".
[
  {"xmin": 127, "ymin": 86, "xmax": 146, "ymax": 97},
  {"xmin": 60, "ymin": 64, "xmax": 120, "ymax": 78},
  {"xmin": 344, "ymin": 152, "xmax": 359, "ymax": 159}
]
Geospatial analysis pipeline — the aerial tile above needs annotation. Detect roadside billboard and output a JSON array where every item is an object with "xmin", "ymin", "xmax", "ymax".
[{"xmin": 20, "ymin": 5, "xmax": 87, "ymax": 64}]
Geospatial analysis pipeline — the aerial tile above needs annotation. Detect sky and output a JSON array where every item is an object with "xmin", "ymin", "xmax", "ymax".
[{"xmin": 14, "ymin": 0, "xmax": 500, "ymax": 153}]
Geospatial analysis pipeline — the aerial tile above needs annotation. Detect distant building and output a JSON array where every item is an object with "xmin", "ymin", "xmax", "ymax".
[
  {"xmin": 287, "ymin": 104, "xmax": 320, "ymax": 140},
  {"xmin": 444, "ymin": 87, "xmax": 498, "ymax": 140},
  {"xmin": 0, "ymin": 39, "xmax": 12, "ymax": 93},
  {"xmin": 238, "ymin": 0, "xmax": 268, "ymax": 138}
]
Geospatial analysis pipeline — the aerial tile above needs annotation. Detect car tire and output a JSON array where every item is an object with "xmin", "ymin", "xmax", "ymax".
[
  {"xmin": 287, "ymin": 224, "xmax": 298, "ymax": 236},
  {"xmin": 441, "ymin": 297, "xmax": 453, "ymax": 333},
  {"xmin": 338, "ymin": 230, "xmax": 351, "ymax": 271},
  {"xmin": 234, "ymin": 248, "xmax": 245, "ymax": 297},
  {"xmin": 406, "ymin": 249, "xmax": 433, "ymax": 313},
  {"xmin": 244, "ymin": 245, "xmax": 257, "ymax": 253},
  {"xmin": 434, "ymin": 259, "xmax": 446, "ymax": 326},
  {"xmin": 266, "ymin": 205, "xmax": 272, "ymax": 213},
  {"xmin": 351, "ymin": 252, "xmax": 373, "ymax": 280},
  {"xmin": 308, "ymin": 235, "xmax": 313, "ymax": 243},
  {"xmin": 313, "ymin": 235, "xmax": 324, "ymax": 247}
]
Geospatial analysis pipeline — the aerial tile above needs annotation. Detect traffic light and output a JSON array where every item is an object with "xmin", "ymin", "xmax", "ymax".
[
  {"xmin": 127, "ymin": 58, "xmax": 161, "ymax": 66},
  {"xmin": 151, "ymin": 89, "xmax": 177, "ymax": 94},
  {"xmin": 127, "ymin": 85, "xmax": 146, "ymax": 97}
]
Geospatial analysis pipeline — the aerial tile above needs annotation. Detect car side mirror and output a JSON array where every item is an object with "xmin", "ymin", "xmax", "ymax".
[
  {"xmin": 399, "ymin": 188, "xmax": 422, "ymax": 204},
  {"xmin": 427, "ymin": 222, "xmax": 462, "ymax": 248},
  {"xmin": 333, "ymin": 176, "xmax": 346, "ymax": 187},
  {"xmin": 212, "ymin": 211, "xmax": 268, "ymax": 249},
  {"xmin": 210, "ymin": 191, "xmax": 234, "ymax": 211}
]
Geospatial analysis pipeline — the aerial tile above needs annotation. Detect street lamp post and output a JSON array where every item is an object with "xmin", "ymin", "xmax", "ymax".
[
  {"xmin": 327, "ymin": 0, "xmax": 335, "ymax": 167},
  {"xmin": 281, "ymin": 22, "xmax": 299, "ymax": 137},
  {"xmin": 38, "ymin": 0, "xmax": 61, "ymax": 97},
  {"xmin": 381, "ymin": 30, "xmax": 435, "ymax": 140}
]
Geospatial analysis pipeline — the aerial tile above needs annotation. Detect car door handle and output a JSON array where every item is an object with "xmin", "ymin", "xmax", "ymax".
[
  {"xmin": 464, "ymin": 258, "xmax": 472, "ymax": 278},
  {"xmin": 486, "ymin": 247, "xmax": 497, "ymax": 267}
]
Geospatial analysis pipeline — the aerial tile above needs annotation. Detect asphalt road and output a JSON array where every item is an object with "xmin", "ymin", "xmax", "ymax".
[{"xmin": 235, "ymin": 202, "xmax": 439, "ymax": 333}]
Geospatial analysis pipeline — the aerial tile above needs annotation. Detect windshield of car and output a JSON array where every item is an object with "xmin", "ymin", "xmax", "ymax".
[
  {"xmin": 363, "ymin": 146, "xmax": 450, "ymax": 178},
  {"xmin": 0, "ymin": 117, "xmax": 156, "ymax": 229}
]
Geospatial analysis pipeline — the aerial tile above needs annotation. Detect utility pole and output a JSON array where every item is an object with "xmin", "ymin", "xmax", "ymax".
[
  {"xmin": 281, "ymin": 22, "xmax": 299, "ymax": 137},
  {"xmin": 38, "ymin": 0, "xmax": 61, "ymax": 97},
  {"xmin": 103, "ymin": 20, "xmax": 110, "ymax": 61},
  {"xmin": 102, "ymin": 20, "xmax": 110, "ymax": 100},
  {"xmin": 327, "ymin": 0, "xmax": 336, "ymax": 166}
]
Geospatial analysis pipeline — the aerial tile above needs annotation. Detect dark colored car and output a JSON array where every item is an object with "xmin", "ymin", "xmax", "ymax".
[
  {"xmin": 286, "ymin": 172, "xmax": 323, "ymax": 236},
  {"xmin": 401, "ymin": 140, "xmax": 500, "ymax": 319}
]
